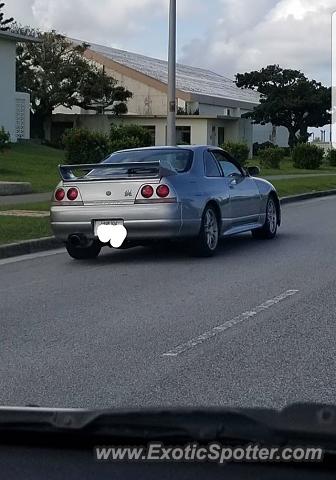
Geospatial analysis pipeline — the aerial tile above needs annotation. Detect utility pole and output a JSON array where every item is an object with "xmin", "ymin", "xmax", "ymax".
[{"xmin": 167, "ymin": 0, "xmax": 176, "ymax": 146}]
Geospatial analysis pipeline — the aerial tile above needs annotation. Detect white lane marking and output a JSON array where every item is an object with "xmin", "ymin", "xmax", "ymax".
[
  {"xmin": 0, "ymin": 248, "xmax": 65, "ymax": 266},
  {"xmin": 162, "ymin": 289, "xmax": 299, "ymax": 357}
]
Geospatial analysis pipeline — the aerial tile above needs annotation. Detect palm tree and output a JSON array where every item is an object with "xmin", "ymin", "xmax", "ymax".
[{"xmin": 0, "ymin": 3, "xmax": 14, "ymax": 31}]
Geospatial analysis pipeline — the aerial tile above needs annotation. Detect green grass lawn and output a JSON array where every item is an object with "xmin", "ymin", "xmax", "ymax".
[
  {"xmin": 0, "ymin": 201, "xmax": 52, "ymax": 245},
  {"xmin": 272, "ymin": 175, "xmax": 336, "ymax": 197},
  {"xmin": 0, "ymin": 201, "xmax": 51, "ymax": 212},
  {"xmin": 0, "ymin": 217, "xmax": 52, "ymax": 245},
  {"xmin": 249, "ymin": 157, "xmax": 336, "ymax": 176},
  {"xmin": 0, "ymin": 143, "xmax": 64, "ymax": 193}
]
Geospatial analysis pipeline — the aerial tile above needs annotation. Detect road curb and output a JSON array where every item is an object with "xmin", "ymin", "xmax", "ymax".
[
  {"xmin": 0, "ymin": 189, "xmax": 335, "ymax": 260},
  {"xmin": 280, "ymin": 189, "xmax": 336, "ymax": 205},
  {"xmin": 0, "ymin": 237, "xmax": 63, "ymax": 260},
  {"xmin": 0, "ymin": 181, "xmax": 33, "ymax": 196}
]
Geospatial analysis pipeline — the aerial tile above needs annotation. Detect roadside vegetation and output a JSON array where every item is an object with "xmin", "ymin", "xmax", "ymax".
[
  {"xmin": 0, "ymin": 201, "xmax": 51, "ymax": 245},
  {"xmin": 62, "ymin": 124, "xmax": 153, "ymax": 165},
  {"xmin": 0, "ymin": 127, "xmax": 11, "ymax": 153},
  {"xmin": 272, "ymin": 176, "xmax": 336, "ymax": 197},
  {"xmin": 0, "ymin": 216, "xmax": 52, "ymax": 245},
  {"xmin": 0, "ymin": 143, "xmax": 64, "ymax": 192},
  {"xmin": 0, "ymin": 201, "xmax": 51, "ymax": 212},
  {"xmin": 247, "ymin": 158, "xmax": 336, "ymax": 176}
]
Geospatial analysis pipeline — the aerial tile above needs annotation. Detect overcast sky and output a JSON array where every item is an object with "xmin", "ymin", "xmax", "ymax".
[{"xmin": 5, "ymin": 0, "xmax": 336, "ymax": 84}]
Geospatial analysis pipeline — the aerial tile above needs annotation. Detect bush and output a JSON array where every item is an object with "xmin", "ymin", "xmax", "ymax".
[
  {"xmin": 62, "ymin": 128, "xmax": 110, "ymax": 164},
  {"xmin": 109, "ymin": 124, "xmax": 153, "ymax": 152},
  {"xmin": 253, "ymin": 142, "xmax": 290, "ymax": 159},
  {"xmin": 292, "ymin": 143, "xmax": 324, "ymax": 170},
  {"xmin": 279, "ymin": 147, "xmax": 291, "ymax": 158},
  {"xmin": 0, "ymin": 127, "xmax": 10, "ymax": 153},
  {"xmin": 326, "ymin": 149, "xmax": 336, "ymax": 167},
  {"xmin": 253, "ymin": 141, "xmax": 274, "ymax": 157},
  {"xmin": 258, "ymin": 147, "xmax": 284, "ymax": 169},
  {"xmin": 221, "ymin": 142, "xmax": 250, "ymax": 166}
]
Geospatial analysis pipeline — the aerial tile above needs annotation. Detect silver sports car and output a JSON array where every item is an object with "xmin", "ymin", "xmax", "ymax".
[{"xmin": 50, "ymin": 146, "xmax": 281, "ymax": 259}]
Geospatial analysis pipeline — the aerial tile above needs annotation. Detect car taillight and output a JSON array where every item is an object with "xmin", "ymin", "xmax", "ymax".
[
  {"xmin": 55, "ymin": 188, "xmax": 65, "ymax": 201},
  {"xmin": 156, "ymin": 185, "xmax": 170, "ymax": 198},
  {"xmin": 67, "ymin": 187, "xmax": 78, "ymax": 201},
  {"xmin": 141, "ymin": 185, "xmax": 154, "ymax": 198}
]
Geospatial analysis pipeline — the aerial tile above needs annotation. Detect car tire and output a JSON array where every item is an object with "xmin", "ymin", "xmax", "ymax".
[
  {"xmin": 66, "ymin": 240, "xmax": 102, "ymax": 260},
  {"xmin": 252, "ymin": 196, "xmax": 278, "ymax": 240},
  {"xmin": 192, "ymin": 205, "xmax": 219, "ymax": 257}
]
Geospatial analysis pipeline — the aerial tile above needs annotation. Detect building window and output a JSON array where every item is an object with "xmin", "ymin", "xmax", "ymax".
[
  {"xmin": 141, "ymin": 125, "xmax": 156, "ymax": 145},
  {"xmin": 218, "ymin": 127, "xmax": 225, "ymax": 146},
  {"xmin": 176, "ymin": 126, "xmax": 191, "ymax": 145}
]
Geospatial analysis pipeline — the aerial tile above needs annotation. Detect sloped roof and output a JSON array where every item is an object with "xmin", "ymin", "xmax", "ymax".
[
  {"xmin": 76, "ymin": 40, "xmax": 260, "ymax": 105},
  {"xmin": 0, "ymin": 30, "xmax": 40, "ymax": 43}
]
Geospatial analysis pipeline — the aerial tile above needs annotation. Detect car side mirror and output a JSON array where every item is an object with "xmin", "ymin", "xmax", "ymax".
[{"xmin": 247, "ymin": 166, "xmax": 261, "ymax": 177}]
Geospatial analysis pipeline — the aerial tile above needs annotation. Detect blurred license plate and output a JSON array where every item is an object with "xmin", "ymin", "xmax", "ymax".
[{"xmin": 94, "ymin": 220, "xmax": 123, "ymax": 235}]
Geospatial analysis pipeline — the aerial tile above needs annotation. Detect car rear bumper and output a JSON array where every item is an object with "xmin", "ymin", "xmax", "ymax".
[{"xmin": 50, "ymin": 203, "xmax": 184, "ymax": 242}]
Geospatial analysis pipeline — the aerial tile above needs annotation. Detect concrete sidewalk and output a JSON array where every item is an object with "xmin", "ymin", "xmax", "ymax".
[{"xmin": 0, "ymin": 192, "xmax": 52, "ymax": 205}]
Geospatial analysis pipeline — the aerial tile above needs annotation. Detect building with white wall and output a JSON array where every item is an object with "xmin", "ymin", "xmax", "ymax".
[
  {"xmin": 0, "ymin": 31, "xmax": 36, "ymax": 142},
  {"xmin": 53, "ymin": 40, "xmax": 260, "ymax": 152}
]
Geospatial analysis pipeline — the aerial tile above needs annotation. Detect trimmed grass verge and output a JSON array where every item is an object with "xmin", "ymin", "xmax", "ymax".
[
  {"xmin": 0, "ymin": 201, "xmax": 51, "ymax": 212},
  {"xmin": 271, "ymin": 176, "xmax": 336, "ymax": 197},
  {"xmin": 0, "ymin": 143, "xmax": 64, "ymax": 193},
  {"xmin": 0, "ymin": 217, "xmax": 52, "ymax": 245},
  {"xmin": 0, "ymin": 201, "xmax": 52, "ymax": 245}
]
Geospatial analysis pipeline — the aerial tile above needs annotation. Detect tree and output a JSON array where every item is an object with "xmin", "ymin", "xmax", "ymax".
[
  {"xmin": 78, "ymin": 66, "xmax": 132, "ymax": 115},
  {"xmin": 8, "ymin": 22, "xmax": 39, "ymax": 38},
  {"xmin": 236, "ymin": 65, "xmax": 331, "ymax": 148},
  {"xmin": 16, "ymin": 31, "xmax": 132, "ymax": 139},
  {"xmin": 0, "ymin": 2, "xmax": 13, "ymax": 31}
]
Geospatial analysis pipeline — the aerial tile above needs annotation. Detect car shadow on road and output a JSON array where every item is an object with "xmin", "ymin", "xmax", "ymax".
[{"xmin": 71, "ymin": 231, "xmax": 299, "ymax": 266}]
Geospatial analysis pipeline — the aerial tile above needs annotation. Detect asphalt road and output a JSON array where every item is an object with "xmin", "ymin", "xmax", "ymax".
[{"xmin": 0, "ymin": 196, "xmax": 335, "ymax": 410}]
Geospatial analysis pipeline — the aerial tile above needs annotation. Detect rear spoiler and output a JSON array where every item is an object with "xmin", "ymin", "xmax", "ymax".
[{"xmin": 58, "ymin": 161, "xmax": 176, "ymax": 182}]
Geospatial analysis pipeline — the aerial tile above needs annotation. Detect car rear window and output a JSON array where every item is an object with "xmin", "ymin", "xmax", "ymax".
[{"xmin": 99, "ymin": 149, "xmax": 193, "ymax": 174}]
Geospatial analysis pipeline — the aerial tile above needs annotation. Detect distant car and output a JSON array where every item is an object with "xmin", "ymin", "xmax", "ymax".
[{"xmin": 50, "ymin": 146, "xmax": 281, "ymax": 259}]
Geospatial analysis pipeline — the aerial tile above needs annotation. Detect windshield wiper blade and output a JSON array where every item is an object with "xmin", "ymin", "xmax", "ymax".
[
  {"xmin": 0, "ymin": 407, "xmax": 282, "ymax": 445},
  {"xmin": 0, "ymin": 403, "xmax": 336, "ymax": 447}
]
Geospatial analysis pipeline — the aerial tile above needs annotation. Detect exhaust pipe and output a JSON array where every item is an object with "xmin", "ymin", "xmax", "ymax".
[{"xmin": 69, "ymin": 234, "xmax": 87, "ymax": 247}]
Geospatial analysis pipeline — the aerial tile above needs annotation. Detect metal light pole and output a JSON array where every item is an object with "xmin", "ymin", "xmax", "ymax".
[{"xmin": 167, "ymin": 0, "xmax": 176, "ymax": 146}]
